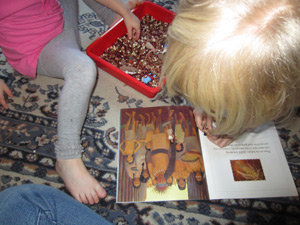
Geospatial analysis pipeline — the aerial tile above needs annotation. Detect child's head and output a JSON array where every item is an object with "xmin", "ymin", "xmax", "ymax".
[{"xmin": 162, "ymin": 0, "xmax": 300, "ymax": 136}]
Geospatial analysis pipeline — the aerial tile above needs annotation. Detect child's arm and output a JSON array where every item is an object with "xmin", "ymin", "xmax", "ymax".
[
  {"xmin": 0, "ymin": 80, "xmax": 13, "ymax": 109},
  {"xmin": 94, "ymin": 0, "xmax": 141, "ymax": 40}
]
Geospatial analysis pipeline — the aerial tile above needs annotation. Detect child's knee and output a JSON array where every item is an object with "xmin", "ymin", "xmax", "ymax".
[
  {"xmin": 69, "ymin": 55, "xmax": 97, "ymax": 87},
  {"xmin": 82, "ymin": 57, "xmax": 97, "ymax": 84}
]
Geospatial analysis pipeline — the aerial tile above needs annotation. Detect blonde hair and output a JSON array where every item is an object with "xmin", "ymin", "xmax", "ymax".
[{"xmin": 162, "ymin": 0, "xmax": 300, "ymax": 137}]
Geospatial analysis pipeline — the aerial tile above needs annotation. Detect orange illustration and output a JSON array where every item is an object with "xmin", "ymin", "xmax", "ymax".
[{"xmin": 230, "ymin": 159, "xmax": 265, "ymax": 181}]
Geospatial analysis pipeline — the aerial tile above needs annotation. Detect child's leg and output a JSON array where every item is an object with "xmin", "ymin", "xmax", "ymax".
[
  {"xmin": 37, "ymin": 0, "xmax": 105, "ymax": 205},
  {"xmin": 0, "ymin": 184, "xmax": 112, "ymax": 225}
]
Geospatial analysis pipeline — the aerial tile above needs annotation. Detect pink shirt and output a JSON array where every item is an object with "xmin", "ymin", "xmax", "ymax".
[{"xmin": 0, "ymin": 0, "xmax": 64, "ymax": 78}]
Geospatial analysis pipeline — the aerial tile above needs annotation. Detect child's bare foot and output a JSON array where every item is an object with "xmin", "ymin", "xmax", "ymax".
[{"xmin": 55, "ymin": 158, "xmax": 106, "ymax": 205}]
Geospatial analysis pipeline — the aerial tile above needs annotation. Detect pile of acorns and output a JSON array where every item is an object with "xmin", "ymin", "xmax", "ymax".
[{"xmin": 101, "ymin": 15, "xmax": 169, "ymax": 88}]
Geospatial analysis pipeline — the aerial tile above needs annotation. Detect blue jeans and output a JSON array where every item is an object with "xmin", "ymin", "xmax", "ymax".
[{"xmin": 0, "ymin": 184, "xmax": 112, "ymax": 225}]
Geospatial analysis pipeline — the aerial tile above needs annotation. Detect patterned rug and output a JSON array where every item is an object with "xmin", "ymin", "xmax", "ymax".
[{"xmin": 1, "ymin": 1, "xmax": 300, "ymax": 224}]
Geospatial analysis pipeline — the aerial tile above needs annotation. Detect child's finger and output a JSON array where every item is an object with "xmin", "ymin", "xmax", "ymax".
[
  {"xmin": 206, "ymin": 119, "xmax": 213, "ymax": 130},
  {"xmin": 132, "ymin": 29, "xmax": 137, "ymax": 40},
  {"xmin": 127, "ymin": 29, "xmax": 132, "ymax": 39},
  {"xmin": 133, "ymin": 29, "xmax": 139, "ymax": 40},
  {"xmin": 4, "ymin": 86, "xmax": 13, "ymax": 97},
  {"xmin": 208, "ymin": 135, "xmax": 234, "ymax": 148},
  {"xmin": 194, "ymin": 115, "xmax": 203, "ymax": 130},
  {"xmin": 0, "ymin": 95, "xmax": 8, "ymax": 109}
]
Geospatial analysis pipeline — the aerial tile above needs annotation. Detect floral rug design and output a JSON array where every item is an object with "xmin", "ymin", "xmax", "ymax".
[{"xmin": 0, "ymin": 1, "xmax": 299, "ymax": 224}]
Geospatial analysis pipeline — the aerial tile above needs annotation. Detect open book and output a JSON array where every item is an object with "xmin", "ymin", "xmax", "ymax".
[{"xmin": 116, "ymin": 105, "xmax": 298, "ymax": 203}]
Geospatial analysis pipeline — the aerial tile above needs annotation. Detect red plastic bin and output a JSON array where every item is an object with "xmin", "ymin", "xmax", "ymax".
[{"xmin": 86, "ymin": 1, "xmax": 176, "ymax": 98}]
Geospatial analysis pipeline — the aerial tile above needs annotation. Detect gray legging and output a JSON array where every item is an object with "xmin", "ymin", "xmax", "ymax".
[{"xmin": 37, "ymin": 0, "xmax": 115, "ymax": 159}]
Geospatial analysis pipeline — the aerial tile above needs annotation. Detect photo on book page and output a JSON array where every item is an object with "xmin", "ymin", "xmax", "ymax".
[{"xmin": 117, "ymin": 105, "xmax": 209, "ymax": 203}]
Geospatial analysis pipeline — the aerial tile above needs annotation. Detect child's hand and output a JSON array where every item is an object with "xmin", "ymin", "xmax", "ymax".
[
  {"xmin": 193, "ymin": 108, "xmax": 214, "ymax": 134},
  {"xmin": 0, "ymin": 79, "xmax": 13, "ymax": 109},
  {"xmin": 123, "ymin": 12, "xmax": 140, "ymax": 40},
  {"xmin": 207, "ymin": 134, "xmax": 234, "ymax": 148},
  {"xmin": 97, "ymin": 0, "xmax": 141, "ymax": 39},
  {"xmin": 193, "ymin": 108, "xmax": 233, "ymax": 148}
]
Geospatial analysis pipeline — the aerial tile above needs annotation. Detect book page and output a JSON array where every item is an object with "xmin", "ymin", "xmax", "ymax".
[
  {"xmin": 199, "ymin": 123, "xmax": 298, "ymax": 199},
  {"xmin": 117, "ymin": 105, "xmax": 209, "ymax": 203}
]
